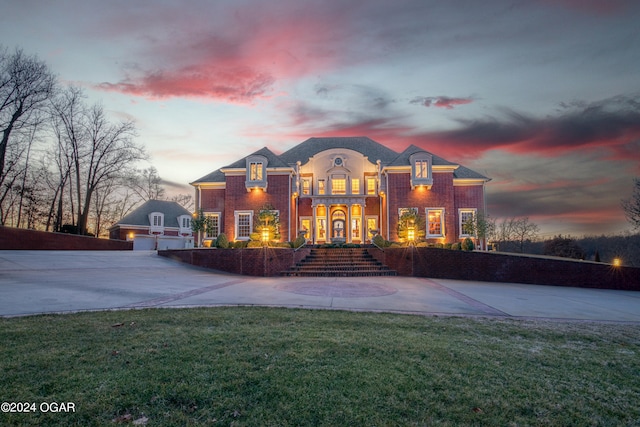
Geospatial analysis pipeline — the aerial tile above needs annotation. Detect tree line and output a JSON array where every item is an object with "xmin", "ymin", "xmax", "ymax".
[{"xmin": 1, "ymin": 46, "xmax": 190, "ymax": 236}]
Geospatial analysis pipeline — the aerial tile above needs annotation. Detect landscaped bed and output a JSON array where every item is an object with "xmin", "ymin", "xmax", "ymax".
[{"xmin": 1, "ymin": 307, "xmax": 639, "ymax": 426}]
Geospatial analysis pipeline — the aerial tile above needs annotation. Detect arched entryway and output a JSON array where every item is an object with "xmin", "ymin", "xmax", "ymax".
[{"xmin": 332, "ymin": 209, "xmax": 346, "ymax": 242}]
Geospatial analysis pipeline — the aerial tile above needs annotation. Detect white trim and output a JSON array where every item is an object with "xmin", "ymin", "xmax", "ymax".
[
  {"xmin": 426, "ymin": 208, "xmax": 445, "ymax": 237},
  {"xmin": 234, "ymin": 210, "xmax": 253, "ymax": 241},
  {"xmin": 458, "ymin": 208, "xmax": 477, "ymax": 238}
]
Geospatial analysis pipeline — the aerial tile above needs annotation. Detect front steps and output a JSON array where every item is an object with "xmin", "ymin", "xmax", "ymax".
[{"xmin": 281, "ymin": 248, "xmax": 397, "ymax": 277}]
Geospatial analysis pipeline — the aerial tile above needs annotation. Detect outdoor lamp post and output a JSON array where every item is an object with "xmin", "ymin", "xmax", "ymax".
[{"xmin": 262, "ymin": 227, "xmax": 269, "ymax": 246}]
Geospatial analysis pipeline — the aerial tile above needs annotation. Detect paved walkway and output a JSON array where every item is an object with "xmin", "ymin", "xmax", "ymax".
[{"xmin": 1, "ymin": 250, "xmax": 639, "ymax": 322}]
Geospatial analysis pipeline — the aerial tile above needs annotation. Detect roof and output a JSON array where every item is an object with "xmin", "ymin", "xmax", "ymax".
[
  {"xmin": 114, "ymin": 200, "xmax": 191, "ymax": 228},
  {"xmin": 279, "ymin": 136, "xmax": 400, "ymax": 165},
  {"xmin": 191, "ymin": 136, "xmax": 489, "ymax": 184}
]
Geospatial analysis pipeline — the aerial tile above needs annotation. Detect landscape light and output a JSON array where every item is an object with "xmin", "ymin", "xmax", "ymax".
[
  {"xmin": 262, "ymin": 227, "xmax": 269, "ymax": 244},
  {"xmin": 612, "ymin": 258, "xmax": 622, "ymax": 267},
  {"xmin": 407, "ymin": 225, "xmax": 415, "ymax": 242}
]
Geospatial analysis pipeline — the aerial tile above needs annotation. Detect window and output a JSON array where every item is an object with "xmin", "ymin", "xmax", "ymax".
[
  {"xmin": 459, "ymin": 209, "xmax": 476, "ymax": 237},
  {"xmin": 410, "ymin": 152, "xmax": 433, "ymax": 189},
  {"xmin": 366, "ymin": 177, "xmax": 376, "ymax": 195},
  {"xmin": 427, "ymin": 209, "xmax": 444, "ymax": 237},
  {"xmin": 351, "ymin": 178, "xmax": 360, "ymax": 195},
  {"xmin": 205, "ymin": 213, "xmax": 220, "ymax": 238},
  {"xmin": 182, "ymin": 217, "xmax": 190, "ymax": 228},
  {"xmin": 318, "ymin": 179, "xmax": 325, "ymax": 195},
  {"xmin": 245, "ymin": 155, "xmax": 268, "ymax": 191},
  {"xmin": 152, "ymin": 215, "xmax": 163, "ymax": 227},
  {"xmin": 302, "ymin": 179, "xmax": 311, "ymax": 195},
  {"xmin": 235, "ymin": 211, "xmax": 253, "ymax": 240},
  {"xmin": 332, "ymin": 178, "xmax": 346, "ymax": 195},
  {"xmin": 415, "ymin": 160, "xmax": 428, "ymax": 179},
  {"xmin": 249, "ymin": 162, "xmax": 263, "ymax": 181}
]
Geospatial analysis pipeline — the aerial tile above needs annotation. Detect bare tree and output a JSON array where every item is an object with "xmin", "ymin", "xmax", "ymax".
[
  {"xmin": 0, "ymin": 47, "xmax": 56, "ymax": 181},
  {"xmin": 127, "ymin": 166, "xmax": 165, "ymax": 201},
  {"xmin": 622, "ymin": 177, "xmax": 640, "ymax": 230},
  {"xmin": 511, "ymin": 217, "xmax": 540, "ymax": 253},
  {"xmin": 49, "ymin": 86, "xmax": 146, "ymax": 234},
  {"xmin": 76, "ymin": 102, "xmax": 146, "ymax": 234}
]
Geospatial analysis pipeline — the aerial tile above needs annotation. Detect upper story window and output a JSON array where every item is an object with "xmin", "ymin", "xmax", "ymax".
[
  {"xmin": 249, "ymin": 162, "xmax": 263, "ymax": 181},
  {"xmin": 318, "ymin": 179, "xmax": 326, "ymax": 195},
  {"xmin": 245, "ymin": 155, "xmax": 268, "ymax": 191},
  {"xmin": 332, "ymin": 177, "xmax": 346, "ymax": 195},
  {"xmin": 149, "ymin": 212, "xmax": 164, "ymax": 234},
  {"xmin": 366, "ymin": 177, "xmax": 376, "ymax": 195},
  {"xmin": 302, "ymin": 179, "xmax": 311, "ymax": 195},
  {"xmin": 178, "ymin": 215, "xmax": 193, "ymax": 235},
  {"xmin": 351, "ymin": 178, "xmax": 360, "ymax": 195},
  {"xmin": 410, "ymin": 152, "xmax": 433, "ymax": 189}
]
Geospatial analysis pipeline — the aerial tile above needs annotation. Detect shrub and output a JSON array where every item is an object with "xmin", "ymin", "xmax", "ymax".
[
  {"xmin": 416, "ymin": 242, "xmax": 428, "ymax": 248},
  {"xmin": 434, "ymin": 243, "xmax": 444, "ymax": 249},
  {"xmin": 293, "ymin": 235, "xmax": 306, "ymax": 249},
  {"xmin": 233, "ymin": 240, "xmax": 248, "ymax": 249},
  {"xmin": 444, "ymin": 243, "xmax": 453, "ymax": 250},
  {"xmin": 389, "ymin": 243, "xmax": 402, "ymax": 248},
  {"xmin": 451, "ymin": 242, "xmax": 461, "ymax": 251},
  {"xmin": 215, "ymin": 233, "xmax": 229, "ymax": 249},
  {"xmin": 372, "ymin": 234, "xmax": 385, "ymax": 248},
  {"xmin": 249, "ymin": 232, "xmax": 261, "ymax": 242},
  {"xmin": 247, "ymin": 240, "xmax": 263, "ymax": 248},
  {"xmin": 462, "ymin": 237, "xmax": 475, "ymax": 251}
]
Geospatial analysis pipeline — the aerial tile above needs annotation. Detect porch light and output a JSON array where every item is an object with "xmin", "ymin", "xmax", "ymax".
[
  {"xmin": 262, "ymin": 227, "xmax": 270, "ymax": 244},
  {"xmin": 128, "ymin": 232, "xmax": 134, "ymax": 240}
]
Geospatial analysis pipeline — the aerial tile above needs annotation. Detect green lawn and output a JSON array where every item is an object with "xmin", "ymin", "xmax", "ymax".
[{"xmin": 1, "ymin": 307, "xmax": 639, "ymax": 426}]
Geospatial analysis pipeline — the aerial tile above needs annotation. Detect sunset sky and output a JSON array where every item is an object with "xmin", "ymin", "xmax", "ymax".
[{"xmin": 2, "ymin": 0, "xmax": 639, "ymax": 237}]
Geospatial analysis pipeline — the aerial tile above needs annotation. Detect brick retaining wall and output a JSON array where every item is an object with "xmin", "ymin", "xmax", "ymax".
[
  {"xmin": 159, "ymin": 247, "xmax": 312, "ymax": 277},
  {"xmin": 367, "ymin": 247, "xmax": 640, "ymax": 291},
  {"xmin": 0, "ymin": 226, "xmax": 132, "ymax": 250}
]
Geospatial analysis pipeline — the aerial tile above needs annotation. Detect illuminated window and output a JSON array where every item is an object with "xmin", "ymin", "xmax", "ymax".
[
  {"xmin": 318, "ymin": 179, "xmax": 325, "ymax": 195},
  {"xmin": 249, "ymin": 162, "xmax": 263, "ymax": 181},
  {"xmin": 302, "ymin": 179, "xmax": 311, "ymax": 195},
  {"xmin": 235, "ymin": 211, "xmax": 253, "ymax": 240},
  {"xmin": 415, "ymin": 160, "xmax": 428, "ymax": 178},
  {"xmin": 332, "ymin": 178, "xmax": 346, "ymax": 194},
  {"xmin": 351, "ymin": 178, "xmax": 360, "ymax": 194},
  {"xmin": 366, "ymin": 178, "xmax": 376, "ymax": 195},
  {"xmin": 427, "ymin": 209, "xmax": 444, "ymax": 237}
]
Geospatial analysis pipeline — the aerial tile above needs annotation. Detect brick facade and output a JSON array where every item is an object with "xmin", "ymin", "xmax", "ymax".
[{"xmin": 192, "ymin": 137, "xmax": 489, "ymax": 246}]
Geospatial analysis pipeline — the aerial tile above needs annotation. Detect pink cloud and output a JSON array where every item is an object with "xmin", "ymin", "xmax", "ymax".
[{"xmin": 94, "ymin": 3, "xmax": 350, "ymax": 103}]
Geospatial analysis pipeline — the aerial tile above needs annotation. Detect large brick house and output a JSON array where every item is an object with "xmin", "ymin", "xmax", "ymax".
[{"xmin": 191, "ymin": 137, "xmax": 490, "ymax": 246}]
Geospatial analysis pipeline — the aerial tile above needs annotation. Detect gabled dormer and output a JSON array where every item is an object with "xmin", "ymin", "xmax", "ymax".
[
  {"xmin": 409, "ymin": 151, "xmax": 433, "ymax": 189},
  {"xmin": 245, "ymin": 154, "xmax": 268, "ymax": 192}
]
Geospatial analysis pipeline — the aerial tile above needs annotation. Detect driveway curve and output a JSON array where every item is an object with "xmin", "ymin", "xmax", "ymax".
[{"xmin": 1, "ymin": 250, "xmax": 639, "ymax": 323}]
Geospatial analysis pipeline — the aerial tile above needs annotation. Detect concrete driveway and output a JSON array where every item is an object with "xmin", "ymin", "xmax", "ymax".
[{"xmin": 1, "ymin": 250, "xmax": 639, "ymax": 322}]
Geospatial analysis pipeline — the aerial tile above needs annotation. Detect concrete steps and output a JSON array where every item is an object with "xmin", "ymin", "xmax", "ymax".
[{"xmin": 281, "ymin": 248, "xmax": 397, "ymax": 277}]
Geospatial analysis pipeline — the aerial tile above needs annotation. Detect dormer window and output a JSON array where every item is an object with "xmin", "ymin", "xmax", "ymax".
[
  {"xmin": 245, "ymin": 155, "xmax": 268, "ymax": 191},
  {"xmin": 410, "ymin": 152, "xmax": 433, "ymax": 189},
  {"xmin": 178, "ymin": 215, "xmax": 192, "ymax": 236},
  {"xmin": 149, "ymin": 212, "xmax": 164, "ymax": 234}
]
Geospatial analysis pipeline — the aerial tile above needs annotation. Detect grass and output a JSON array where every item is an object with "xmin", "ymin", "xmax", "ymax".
[{"xmin": 1, "ymin": 307, "xmax": 639, "ymax": 426}]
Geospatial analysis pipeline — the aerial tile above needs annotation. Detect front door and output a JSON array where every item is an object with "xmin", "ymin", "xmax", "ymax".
[{"xmin": 331, "ymin": 209, "xmax": 346, "ymax": 242}]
